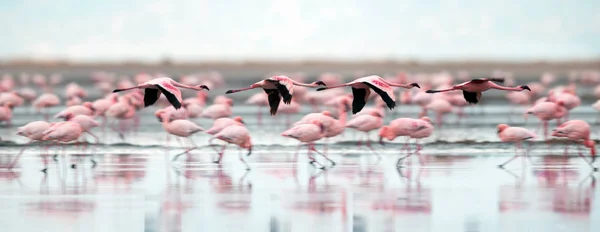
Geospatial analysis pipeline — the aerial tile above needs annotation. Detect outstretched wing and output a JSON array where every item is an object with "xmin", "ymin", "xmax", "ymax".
[
  {"xmin": 144, "ymin": 88, "xmax": 161, "ymax": 107},
  {"xmin": 462, "ymin": 90, "xmax": 480, "ymax": 104},
  {"xmin": 157, "ymin": 85, "xmax": 182, "ymax": 109},
  {"xmin": 364, "ymin": 82, "xmax": 395, "ymax": 110},
  {"xmin": 264, "ymin": 89, "xmax": 281, "ymax": 115},
  {"xmin": 351, "ymin": 87, "xmax": 369, "ymax": 114}
]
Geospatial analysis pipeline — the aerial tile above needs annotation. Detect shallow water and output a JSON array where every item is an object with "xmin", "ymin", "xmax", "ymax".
[{"xmin": 1, "ymin": 81, "xmax": 600, "ymax": 231}]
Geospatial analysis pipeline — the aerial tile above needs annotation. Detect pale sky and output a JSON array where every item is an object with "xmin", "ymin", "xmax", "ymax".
[{"xmin": 1, "ymin": 0, "xmax": 599, "ymax": 61}]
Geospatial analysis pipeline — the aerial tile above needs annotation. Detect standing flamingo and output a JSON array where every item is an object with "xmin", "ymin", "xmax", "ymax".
[
  {"xmin": 281, "ymin": 120, "xmax": 334, "ymax": 169},
  {"xmin": 156, "ymin": 110, "xmax": 204, "ymax": 153},
  {"xmin": 225, "ymin": 75, "xmax": 326, "ymax": 115},
  {"xmin": 551, "ymin": 120, "xmax": 597, "ymax": 170},
  {"xmin": 8, "ymin": 121, "xmax": 53, "ymax": 169},
  {"xmin": 496, "ymin": 124, "xmax": 537, "ymax": 168},
  {"xmin": 526, "ymin": 101, "xmax": 566, "ymax": 139},
  {"xmin": 426, "ymin": 78, "xmax": 530, "ymax": 104},
  {"xmin": 209, "ymin": 125, "xmax": 253, "ymax": 170},
  {"xmin": 40, "ymin": 121, "xmax": 85, "ymax": 171},
  {"xmin": 317, "ymin": 75, "xmax": 420, "ymax": 114},
  {"xmin": 205, "ymin": 116, "xmax": 245, "ymax": 135},
  {"xmin": 112, "ymin": 77, "xmax": 210, "ymax": 109}
]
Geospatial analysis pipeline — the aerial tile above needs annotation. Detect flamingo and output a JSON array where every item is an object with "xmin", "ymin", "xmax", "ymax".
[
  {"xmin": 0, "ymin": 103, "xmax": 13, "ymax": 126},
  {"xmin": 496, "ymin": 124, "xmax": 537, "ymax": 168},
  {"xmin": 281, "ymin": 120, "xmax": 334, "ymax": 169},
  {"xmin": 201, "ymin": 100, "xmax": 233, "ymax": 119},
  {"xmin": 209, "ymin": 125, "xmax": 253, "ymax": 170},
  {"xmin": 424, "ymin": 98, "xmax": 453, "ymax": 127},
  {"xmin": 40, "ymin": 121, "xmax": 86, "ymax": 171},
  {"xmin": 112, "ymin": 77, "xmax": 210, "ymax": 110},
  {"xmin": 8, "ymin": 121, "xmax": 53, "ymax": 169},
  {"xmin": 345, "ymin": 111, "xmax": 384, "ymax": 158},
  {"xmin": 205, "ymin": 116, "xmax": 245, "ymax": 135},
  {"xmin": 426, "ymin": 78, "xmax": 530, "ymax": 104},
  {"xmin": 316, "ymin": 75, "xmax": 420, "ymax": 114},
  {"xmin": 380, "ymin": 117, "xmax": 434, "ymax": 166},
  {"xmin": 156, "ymin": 110, "xmax": 204, "ymax": 153},
  {"xmin": 33, "ymin": 93, "xmax": 61, "ymax": 117},
  {"xmin": 54, "ymin": 102, "xmax": 95, "ymax": 118},
  {"xmin": 551, "ymin": 120, "xmax": 597, "ymax": 170},
  {"xmin": 225, "ymin": 75, "xmax": 325, "ymax": 115},
  {"xmin": 525, "ymin": 101, "xmax": 566, "ymax": 139},
  {"xmin": 246, "ymin": 92, "xmax": 268, "ymax": 124}
]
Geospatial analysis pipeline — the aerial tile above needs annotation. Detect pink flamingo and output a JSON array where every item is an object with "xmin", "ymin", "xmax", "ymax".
[
  {"xmin": 33, "ymin": 93, "xmax": 61, "ymax": 114},
  {"xmin": 225, "ymin": 75, "xmax": 325, "ymax": 115},
  {"xmin": 345, "ymin": 111, "xmax": 384, "ymax": 158},
  {"xmin": 525, "ymin": 101, "xmax": 566, "ymax": 139},
  {"xmin": 54, "ymin": 102, "xmax": 95, "ymax": 118},
  {"xmin": 0, "ymin": 103, "xmax": 13, "ymax": 126},
  {"xmin": 8, "ymin": 121, "xmax": 53, "ymax": 169},
  {"xmin": 17, "ymin": 88, "xmax": 37, "ymax": 103},
  {"xmin": 62, "ymin": 113, "xmax": 100, "ymax": 143},
  {"xmin": 201, "ymin": 100, "xmax": 233, "ymax": 119},
  {"xmin": 206, "ymin": 116, "xmax": 245, "ymax": 135},
  {"xmin": 424, "ymin": 98, "xmax": 452, "ymax": 127},
  {"xmin": 281, "ymin": 120, "xmax": 333, "ymax": 169},
  {"xmin": 426, "ymin": 78, "xmax": 530, "ymax": 104},
  {"xmin": 65, "ymin": 82, "xmax": 88, "ymax": 99},
  {"xmin": 496, "ymin": 124, "xmax": 537, "ymax": 168},
  {"xmin": 112, "ymin": 77, "xmax": 210, "ymax": 110},
  {"xmin": 66, "ymin": 96, "xmax": 82, "ymax": 106},
  {"xmin": 552, "ymin": 120, "xmax": 597, "ymax": 170},
  {"xmin": 548, "ymin": 90, "xmax": 580, "ymax": 121},
  {"xmin": 379, "ymin": 117, "xmax": 421, "ymax": 153},
  {"xmin": 245, "ymin": 92, "xmax": 268, "ymax": 124},
  {"xmin": 209, "ymin": 125, "xmax": 253, "ymax": 170},
  {"xmin": 41, "ymin": 121, "xmax": 86, "ymax": 171},
  {"xmin": 317, "ymin": 75, "xmax": 420, "ymax": 114},
  {"xmin": 0, "ymin": 92, "xmax": 24, "ymax": 107},
  {"xmin": 105, "ymin": 96, "xmax": 136, "ymax": 139},
  {"xmin": 156, "ymin": 110, "xmax": 204, "ymax": 154}
]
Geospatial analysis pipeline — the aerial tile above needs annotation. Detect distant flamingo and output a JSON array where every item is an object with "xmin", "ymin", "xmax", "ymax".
[
  {"xmin": 281, "ymin": 120, "xmax": 334, "ymax": 169},
  {"xmin": 63, "ymin": 113, "xmax": 100, "ymax": 144},
  {"xmin": 496, "ymin": 124, "xmax": 537, "ymax": 168},
  {"xmin": 0, "ymin": 103, "xmax": 13, "ymax": 126},
  {"xmin": 201, "ymin": 100, "xmax": 233, "ymax": 119},
  {"xmin": 246, "ymin": 92, "xmax": 268, "ymax": 124},
  {"xmin": 105, "ymin": 97, "xmax": 136, "ymax": 139},
  {"xmin": 552, "ymin": 120, "xmax": 597, "ymax": 170},
  {"xmin": 54, "ymin": 102, "xmax": 95, "ymax": 118},
  {"xmin": 424, "ymin": 98, "xmax": 453, "ymax": 127},
  {"xmin": 526, "ymin": 101, "xmax": 566, "ymax": 139},
  {"xmin": 225, "ymin": 75, "xmax": 325, "ymax": 115},
  {"xmin": 209, "ymin": 125, "xmax": 253, "ymax": 170},
  {"xmin": 112, "ymin": 77, "xmax": 210, "ymax": 109},
  {"xmin": 345, "ymin": 111, "xmax": 384, "ymax": 158},
  {"xmin": 426, "ymin": 78, "xmax": 530, "ymax": 104},
  {"xmin": 380, "ymin": 117, "xmax": 434, "ymax": 166},
  {"xmin": 0, "ymin": 92, "xmax": 24, "ymax": 107},
  {"xmin": 317, "ymin": 75, "xmax": 420, "ymax": 114}
]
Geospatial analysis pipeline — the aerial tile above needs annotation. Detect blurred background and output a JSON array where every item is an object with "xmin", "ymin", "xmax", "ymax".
[{"xmin": 1, "ymin": 0, "xmax": 599, "ymax": 76}]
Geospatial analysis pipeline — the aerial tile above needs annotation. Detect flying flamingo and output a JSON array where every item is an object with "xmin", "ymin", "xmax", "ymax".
[
  {"xmin": 225, "ymin": 75, "xmax": 326, "ymax": 115},
  {"xmin": 426, "ymin": 78, "xmax": 530, "ymax": 104},
  {"xmin": 551, "ymin": 120, "xmax": 597, "ymax": 170},
  {"xmin": 8, "ymin": 121, "xmax": 53, "ymax": 170},
  {"xmin": 345, "ymin": 111, "xmax": 384, "ymax": 158},
  {"xmin": 208, "ymin": 124, "xmax": 253, "ymax": 170},
  {"xmin": 112, "ymin": 77, "xmax": 210, "ymax": 110},
  {"xmin": 317, "ymin": 75, "xmax": 420, "ymax": 114},
  {"xmin": 496, "ymin": 124, "xmax": 537, "ymax": 168},
  {"xmin": 281, "ymin": 120, "xmax": 334, "ymax": 169}
]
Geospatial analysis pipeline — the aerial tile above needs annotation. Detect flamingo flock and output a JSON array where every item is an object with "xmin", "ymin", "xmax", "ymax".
[{"xmin": 0, "ymin": 70, "xmax": 598, "ymax": 173}]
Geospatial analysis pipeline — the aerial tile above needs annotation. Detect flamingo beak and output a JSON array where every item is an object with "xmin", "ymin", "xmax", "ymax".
[
  {"xmin": 200, "ymin": 85, "xmax": 210, "ymax": 91},
  {"xmin": 521, "ymin": 85, "xmax": 531, "ymax": 91},
  {"xmin": 411, "ymin": 83, "xmax": 420, "ymax": 88},
  {"xmin": 247, "ymin": 146, "xmax": 252, "ymax": 157}
]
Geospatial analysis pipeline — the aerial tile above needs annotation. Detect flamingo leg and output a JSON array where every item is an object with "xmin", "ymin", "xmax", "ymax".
[
  {"xmin": 576, "ymin": 144, "xmax": 596, "ymax": 170},
  {"xmin": 238, "ymin": 148, "xmax": 251, "ymax": 170},
  {"xmin": 415, "ymin": 142, "xmax": 425, "ymax": 166},
  {"xmin": 213, "ymin": 144, "xmax": 227, "ymax": 164},
  {"xmin": 8, "ymin": 140, "xmax": 33, "ymax": 169},
  {"xmin": 257, "ymin": 106, "xmax": 263, "ymax": 125},
  {"xmin": 307, "ymin": 143, "xmax": 325, "ymax": 169},
  {"xmin": 292, "ymin": 143, "xmax": 302, "ymax": 163},
  {"xmin": 310, "ymin": 143, "xmax": 335, "ymax": 166},
  {"xmin": 543, "ymin": 121, "xmax": 548, "ymax": 141},
  {"xmin": 365, "ymin": 132, "xmax": 381, "ymax": 160},
  {"xmin": 498, "ymin": 143, "xmax": 521, "ymax": 168}
]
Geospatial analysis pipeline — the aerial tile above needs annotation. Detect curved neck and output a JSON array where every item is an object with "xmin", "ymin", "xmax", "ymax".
[
  {"xmin": 338, "ymin": 107, "xmax": 347, "ymax": 125},
  {"xmin": 489, "ymin": 82, "xmax": 521, "ymax": 91},
  {"xmin": 160, "ymin": 115, "xmax": 170, "ymax": 129}
]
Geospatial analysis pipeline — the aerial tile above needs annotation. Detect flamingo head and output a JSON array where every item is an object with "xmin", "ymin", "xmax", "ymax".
[
  {"xmin": 340, "ymin": 97, "xmax": 352, "ymax": 112},
  {"xmin": 233, "ymin": 116, "xmax": 245, "ymax": 125},
  {"xmin": 243, "ymin": 138, "xmax": 253, "ymax": 157},
  {"xmin": 378, "ymin": 126, "xmax": 393, "ymax": 145},
  {"xmin": 312, "ymin": 81, "xmax": 327, "ymax": 87},
  {"xmin": 3, "ymin": 102, "xmax": 14, "ymax": 109},
  {"xmin": 196, "ymin": 85, "xmax": 210, "ymax": 91},
  {"xmin": 154, "ymin": 110, "xmax": 167, "ymax": 122},
  {"xmin": 63, "ymin": 112, "xmax": 74, "ymax": 121},
  {"xmin": 496, "ymin": 124, "xmax": 509, "ymax": 134},
  {"xmin": 420, "ymin": 116, "xmax": 432, "ymax": 124},
  {"xmin": 410, "ymin": 83, "xmax": 421, "ymax": 88},
  {"xmin": 584, "ymin": 140, "xmax": 596, "ymax": 159},
  {"xmin": 519, "ymin": 85, "xmax": 531, "ymax": 91}
]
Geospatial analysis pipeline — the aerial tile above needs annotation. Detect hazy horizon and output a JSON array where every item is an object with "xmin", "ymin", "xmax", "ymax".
[{"xmin": 2, "ymin": 0, "xmax": 599, "ymax": 62}]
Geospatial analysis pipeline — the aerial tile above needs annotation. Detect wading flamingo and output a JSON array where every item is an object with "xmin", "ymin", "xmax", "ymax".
[
  {"xmin": 551, "ymin": 120, "xmax": 597, "ymax": 171},
  {"xmin": 209, "ymin": 124, "xmax": 253, "ymax": 170},
  {"xmin": 496, "ymin": 124, "xmax": 537, "ymax": 168}
]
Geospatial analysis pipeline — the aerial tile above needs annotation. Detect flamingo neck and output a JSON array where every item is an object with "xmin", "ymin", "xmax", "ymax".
[
  {"xmin": 291, "ymin": 80, "xmax": 317, "ymax": 87},
  {"xmin": 338, "ymin": 107, "xmax": 347, "ymax": 125},
  {"xmin": 172, "ymin": 81, "xmax": 197, "ymax": 90},
  {"xmin": 380, "ymin": 79, "xmax": 411, "ymax": 88},
  {"xmin": 489, "ymin": 82, "xmax": 522, "ymax": 91}
]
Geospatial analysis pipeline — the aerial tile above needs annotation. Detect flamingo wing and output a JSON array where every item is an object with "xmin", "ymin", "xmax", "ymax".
[
  {"xmin": 471, "ymin": 78, "xmax": 504, "ymax": 84},
  {"xmin": 144, "ymin": 89, "xmax": 161, "ymax": 107},
  {"xmin": 267, "ymin": 79, "xmax": 292, "ymax": 104},
  {"xmin": 462, "ymin": 90, "xmax": 479, "ymax": 104},
  {"xmin": 351, "ymin": 87, "xmax": 369, "ymax": 114},
  {"xmin": 157, "ymin": 85, "xmax": 182, "ymax": 109},
  {"xmin": 264, "ymin": 89, "xmax": 281, "ymax": 115},
  {"xmin": 363, "ymin": 82, "xmax": 395, "ymax": 110}
]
